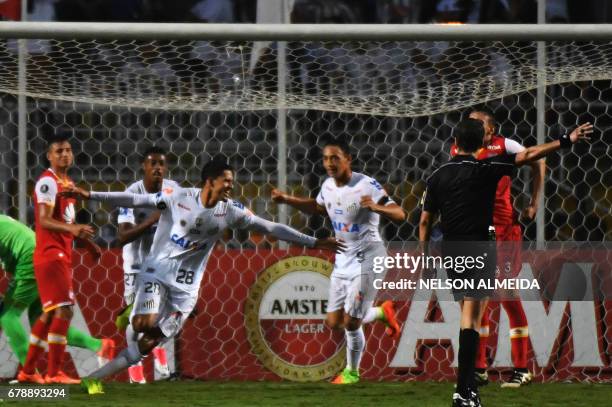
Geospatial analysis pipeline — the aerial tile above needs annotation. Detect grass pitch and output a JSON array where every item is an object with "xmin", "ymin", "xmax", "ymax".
[{"xmin": 1, "ymin": 381, "xmax": 609, "ymax": 407}]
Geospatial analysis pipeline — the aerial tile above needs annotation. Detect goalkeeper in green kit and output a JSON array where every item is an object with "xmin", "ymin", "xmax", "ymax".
[{"xmin": 0, "ymin": 214, "xmax": 115, "ymax": 375}]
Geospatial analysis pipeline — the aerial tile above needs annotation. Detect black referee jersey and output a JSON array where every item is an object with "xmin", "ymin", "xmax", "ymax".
[{"xmin": 423, "ymin": 153, "xmax": 517, "ymax": 240}]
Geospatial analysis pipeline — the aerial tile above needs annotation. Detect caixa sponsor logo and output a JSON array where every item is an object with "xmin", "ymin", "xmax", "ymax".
[
  {"xmin": 170, "ymin": 233, "xmax": 195, "ymax": 249},
  {"xmin": 332, "ymin": 221, "xmax": 360, "ymax": 233}
]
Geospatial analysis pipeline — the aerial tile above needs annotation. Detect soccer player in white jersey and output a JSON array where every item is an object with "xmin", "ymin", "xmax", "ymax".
[
  {"xmin": 116, "ymin": 146, "xmax": 177, "ymax": 383},
  {"xmin": 272, "ymin": 137, "xmax": 406, "ymax": 384},
  {"xmin": 63, "ymin": 159, "xmax": 345, "ymax": 394}
]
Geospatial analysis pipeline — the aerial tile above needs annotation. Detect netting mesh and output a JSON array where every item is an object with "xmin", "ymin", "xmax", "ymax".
[
  {"xmin": 0, "ymin": 37, "xmax": 610, "ymax": 382},
  {"xmin": 1, "ymin": 39, "xmax": 612, "ymax": 115}
]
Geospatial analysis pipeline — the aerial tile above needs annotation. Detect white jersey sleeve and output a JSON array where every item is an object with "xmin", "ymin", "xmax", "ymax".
[
  {"xmin": 367, "ymin": 177, "xmax": 394, "ymax": 206},
  {"xmin": 34, "ymin": 176, "xmax": 58, "ymax": 206},
  {"xmin": 504, "ymin": 138, "xmax": 526, "ymax": 154},
  {"xmin": 227, "ymin": 200, "xmax": 255, "ymax": 229},
  {"xmin": 117, "ymin": 182, "xmax": 138, "ymax": 224}
]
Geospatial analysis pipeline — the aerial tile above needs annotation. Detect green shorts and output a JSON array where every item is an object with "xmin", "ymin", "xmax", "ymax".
[{"xmin": 2, "ymin": 278, "xmax": 39, "ymax": 310}]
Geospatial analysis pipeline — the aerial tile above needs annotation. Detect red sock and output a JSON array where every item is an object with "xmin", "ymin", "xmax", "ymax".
[
  {"xmin": 23, "ymin": 318, "xmax": 50, "ymax": 374},
  {"xmin": 475, "ymin": 305, "xmax": 490, "ymax": 370},
  {"xmin": 128, "ymin": 363, "xmax": 146, "ymax": 383},
  {"xmin": 47, "ymin": 317, "xmax": 71, "ymax": 377},
  {"xmin": 152, "ymin": 346, "xmax": 168, "ymax": 366},
  {"xmin": 503, "ymin": 300, "xmax": 528, "ymax": 369}
]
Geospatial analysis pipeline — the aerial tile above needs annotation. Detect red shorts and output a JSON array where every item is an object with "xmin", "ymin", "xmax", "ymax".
[
  {"xmin": 34, "ymin": 255, "xmax": 75, "ymax": 313},
  {"xmin": 494, "ymin": 224, "xmax": 522, "ymax": 279}
]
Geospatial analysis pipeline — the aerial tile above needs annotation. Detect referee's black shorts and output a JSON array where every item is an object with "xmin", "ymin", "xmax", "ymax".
[{"xmin": 442, "ymin": 235, "xmax": 496, "ymax": 301}]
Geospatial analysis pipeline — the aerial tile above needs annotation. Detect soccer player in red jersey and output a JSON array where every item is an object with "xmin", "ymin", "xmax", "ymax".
[
  {"xmin": 18, "ymin": 134, "xmax": 106, "ymax": 385},
  {"xmin": 450, "ymin": 110, "xmax": 545, "ymax": 388}
]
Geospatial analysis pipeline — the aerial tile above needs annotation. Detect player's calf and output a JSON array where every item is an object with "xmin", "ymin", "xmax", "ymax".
[{"xmin": 343, "ymin": 315, "xmax": 362, "ymax": 331}]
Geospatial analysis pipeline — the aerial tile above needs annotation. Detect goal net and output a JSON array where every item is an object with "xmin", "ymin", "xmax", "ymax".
[{"xmin": 0, "ymin": 26, "xmax": 610, "ymax": 383}]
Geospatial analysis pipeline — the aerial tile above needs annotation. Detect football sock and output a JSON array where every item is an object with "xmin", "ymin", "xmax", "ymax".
[
  {"xmin": 503, "ymin": 300, "xmax": 529, "ymax": 369},
  {"xmin": 0, "ymin": 305, "xmax": 29, "ymax": 364},
  {"xmin": 152, "ymin": 346, "xmax": 168, "ymax": 367},
  {"xmin": 23, "ymin": 318, "xmax": 49, "ymax": 374},
  {"xmin": 128, "ymin": 363, "xmax": 146, "ymax": 383},
  {"xmin": 67, "ymin": 327, "xmax": 102, "ymax": 352},
  {"xmin": 345, "ymin": 327, "xmax": 365, "ymax": 371},
  {"xmin": 89, "ymin": 341, "xmax": 143, "ymax": 380},
  {"xmin": 362, "ymin": 306, "xmax": 383, "ymax": 324},
  {"xmin": 47, "ymin": 317, "xmax": 70, "ymax": 376},
  {"xmin": 457, "ymin": 328, "xmax": 479, "ymax": 398}
]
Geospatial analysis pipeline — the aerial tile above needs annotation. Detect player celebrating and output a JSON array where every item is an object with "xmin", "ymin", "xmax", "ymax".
[
  {"xmin": 62, "ymin": 158, "xmax": 345, "ymax": 394},
  {"xmin": 116, "ymin": 146, "xmax": 178, "ymax": 383},
  {"xmin": 0, "ymin": 214, "xmax": 114, "ymax": 379},
  {"xmin": 271, "ymin": 137, "xmax": 406, "ymax": 385},
  {"xmin": 18, "ymin": 134, "xmax": 111, "ymax": 384},
  {"xmin": 451, "ymin": 110, "xmax": 545, "ymax": 388}
]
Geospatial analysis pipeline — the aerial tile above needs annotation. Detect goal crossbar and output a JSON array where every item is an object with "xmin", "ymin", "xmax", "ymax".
[{"xmin": 0, "ymin": 22, "xmax": 611, "ymax": 41}]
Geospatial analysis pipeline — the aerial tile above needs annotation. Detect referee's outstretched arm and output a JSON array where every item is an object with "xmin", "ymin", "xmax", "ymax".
[{"xmin": 514, "ymin": 122, "xmax": 593, "ymax": 166}]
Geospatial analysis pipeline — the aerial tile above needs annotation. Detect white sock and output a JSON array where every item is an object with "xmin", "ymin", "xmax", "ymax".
[
  {"xmin": 362, "ymin": 306, "xmax": 383, "ymax": 324},
  {"xmin": 89, "ymin": 341, "xmax": 143, "ymax": 379},
  {"xmin": 345, "ymin": 327, "xmax": 365, "ymax": 371}
]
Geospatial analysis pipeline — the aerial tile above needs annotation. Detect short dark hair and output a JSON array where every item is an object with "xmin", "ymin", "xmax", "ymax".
[
  {"xmin": 141, "ymin": 146, "xmax": 166, "ymax": 162},
  {"xmin": 470, "ymin": 109, "xmax": 497, "ymax": 130},
  {"xmin": 46, "ymin": 134, "xmax": 70, "ymax": 150},
  {"xmin": 201, "ymin": 158, "xmax": 233, "ymax": 183},
  {"xmin": 321, "ymin": 135, "xmax": 351, "ymax": 157},
  {"xmin": 454, "ymin": 118, "xmax": 485, "ymax": 153}
]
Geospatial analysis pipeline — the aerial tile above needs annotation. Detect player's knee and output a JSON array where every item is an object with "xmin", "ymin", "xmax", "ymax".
[
  {"xmin": 344, "ymin": 316, "xmax": 361, "ymax": 331},
  {"xmin": 326, "ymin": 314, "xmax": 343, "ymax": 330},
  {"xmin": 54, "ymin": 305, "xmax": 73, "ymax": 320}
]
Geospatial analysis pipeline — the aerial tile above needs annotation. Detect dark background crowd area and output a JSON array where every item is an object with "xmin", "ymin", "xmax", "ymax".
[{"xmin": 3, "ymin": 0, "xmax": 612, "ymax": 25}]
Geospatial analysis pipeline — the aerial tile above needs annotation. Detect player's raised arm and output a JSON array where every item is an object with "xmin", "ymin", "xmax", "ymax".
[
  {"xmin": 271, "ymin": 188, "xmax": 327, "ymax": 216},
  {"xmin": 514, "ymin": 122, "xmax": 593, "ymax": 166}
]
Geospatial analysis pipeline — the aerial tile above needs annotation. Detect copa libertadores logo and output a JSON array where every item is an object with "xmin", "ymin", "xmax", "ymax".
[{"xmin": 245, "ymin": 256, "xmax": 346, "ymax": 382}]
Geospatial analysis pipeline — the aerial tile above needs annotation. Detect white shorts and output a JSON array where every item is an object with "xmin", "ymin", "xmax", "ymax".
[
  {"xmin": 132, "ymin": 272, "xmax": 197, "ymax": 338},
  {"xmin": 124, "ymin": 272, "xmax": 138, "ymax": 305},
  {"xmin": 327, "ymin": 274, "xmax": 373, "ymax": 319},
  {"xmin": 326, "ymin": 242, "xmax": 387, "ymax": 319}
]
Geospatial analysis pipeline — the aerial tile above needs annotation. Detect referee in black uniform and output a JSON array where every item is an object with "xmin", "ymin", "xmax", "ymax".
[{"xmin": 420, "ymin": 118, "xmax": 593, "ymax": 407}]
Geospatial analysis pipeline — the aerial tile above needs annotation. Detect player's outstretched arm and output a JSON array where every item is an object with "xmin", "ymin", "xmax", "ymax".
[
  {"xmin": 515, "ymin": 122, "xmax": 593, "ymax": 166},
  {"xmin": 271, "ymin": 188, "xmax": 327, "ymax": 216},
  {"xmin": 246, "ymin": 216, "xmax": 346, "ymax": 253},
  {"xmin": 61, "ymin": 186, "xmax": 159, "ymax": 209}
]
